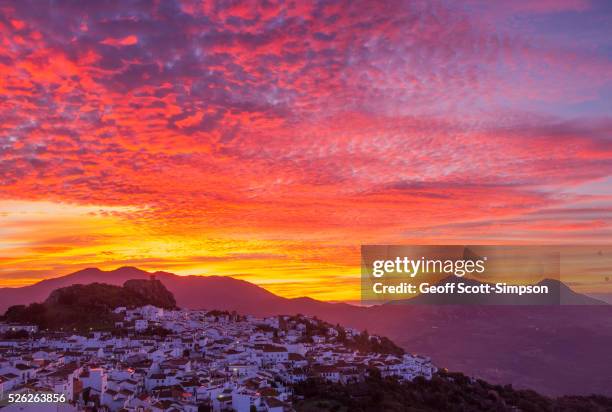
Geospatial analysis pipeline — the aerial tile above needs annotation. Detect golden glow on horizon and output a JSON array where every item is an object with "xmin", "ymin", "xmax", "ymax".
[
  {"xmin": 1, "ymin": 200, "xmax": 610, "ymax": 301},
  {"xmin": 0, "ymin": 200, "xmax": 362, "ymax": 300},
  {"xmin": 0, "ymin": 0, "xmax": 611, "ymax": 302}
]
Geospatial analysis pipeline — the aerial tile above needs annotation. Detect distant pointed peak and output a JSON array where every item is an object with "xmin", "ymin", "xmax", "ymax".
[
  {"xmin": 115, "ymin": 265, "xmax": 144, "ymax": 271},
  {"xmin": 113, "ymin": 266, "xmax": 149, "ymax": 273},
  {"xmin": 536, "ymin": 278, "xmax": 567, "ymax": 289},
  {"xmin": 73, "ymin": 267, "xmax": 104, "ymax": 274},
  {"xmin": 538, "ymin": 278, "xmax": 561, "ymax": 284}
]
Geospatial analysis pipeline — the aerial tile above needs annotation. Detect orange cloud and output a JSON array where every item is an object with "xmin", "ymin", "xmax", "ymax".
[
  {"xmin": 0, "ymin": 1, "xmax": 610, "ymax": 300},
  {"xmin": 100, "ymin": 35, "xmax": 138, "ymax": 47}
]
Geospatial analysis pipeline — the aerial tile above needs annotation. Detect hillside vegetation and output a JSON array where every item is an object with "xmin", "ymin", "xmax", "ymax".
[
  {"xmin": 2, "ymin": 279, "xmax": 176, "ymax": 330},
  {"xmin": 293, "ymin": 371, "xmax": 612, "ymax": 412}
]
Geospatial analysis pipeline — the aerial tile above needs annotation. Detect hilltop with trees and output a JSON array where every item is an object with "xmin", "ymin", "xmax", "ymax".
[{"xmin": 2, "ymin": 278, "xmax": 176, "ymax": 331}]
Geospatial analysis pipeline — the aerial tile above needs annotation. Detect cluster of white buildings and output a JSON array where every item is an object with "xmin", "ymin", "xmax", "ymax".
[{"xmin": 0, "ymin": 306, "xmax": 437, "ymax": 411}]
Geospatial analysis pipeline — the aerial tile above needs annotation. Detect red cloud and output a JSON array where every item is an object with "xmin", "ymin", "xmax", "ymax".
[
  {"xmin": 0, "ymin": 0, "xmax": 611, "ymax": 289},
  {"xmin": 100, "ymin": 35, "xmax": 139, "ymax": 47}
]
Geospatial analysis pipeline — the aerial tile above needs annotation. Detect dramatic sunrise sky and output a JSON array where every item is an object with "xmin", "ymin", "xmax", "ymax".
[{"xmin": 0, "ymin": 0, "xmax": 611, "ymax": 300}]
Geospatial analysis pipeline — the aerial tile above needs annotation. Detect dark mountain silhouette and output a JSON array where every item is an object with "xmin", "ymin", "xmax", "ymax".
[
  {"xmin": 0, "ymin": 267, "xmax": 611, "ymax": 396},
  {"xmin": 0, "ymin": 267, "xmax": 280, "ymax": 315},
  {"xmin": 3, "ymin": 278, "xmax": 176, "ymax": 330},
  {"xmin": 538, "ymin": 278, "xmax": 609, "ymax": 305},
  {"xmin": 0, "ymin": 266, "xmax": 361, "ymax": 318}
]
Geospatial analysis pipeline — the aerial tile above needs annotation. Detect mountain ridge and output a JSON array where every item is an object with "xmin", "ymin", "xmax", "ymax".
[
  {"xmin": 1, "ymin": 267, "xmax": 611, "ymax": 396},
  {"xmin": 1, "ymin": 267, "xmax": 606, "ymax": 312}
]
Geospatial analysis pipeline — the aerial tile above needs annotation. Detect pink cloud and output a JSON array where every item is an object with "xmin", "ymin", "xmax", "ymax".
[{"xmin": 0, "ymin": 0, "xmax": 609, "ymax": 251}]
